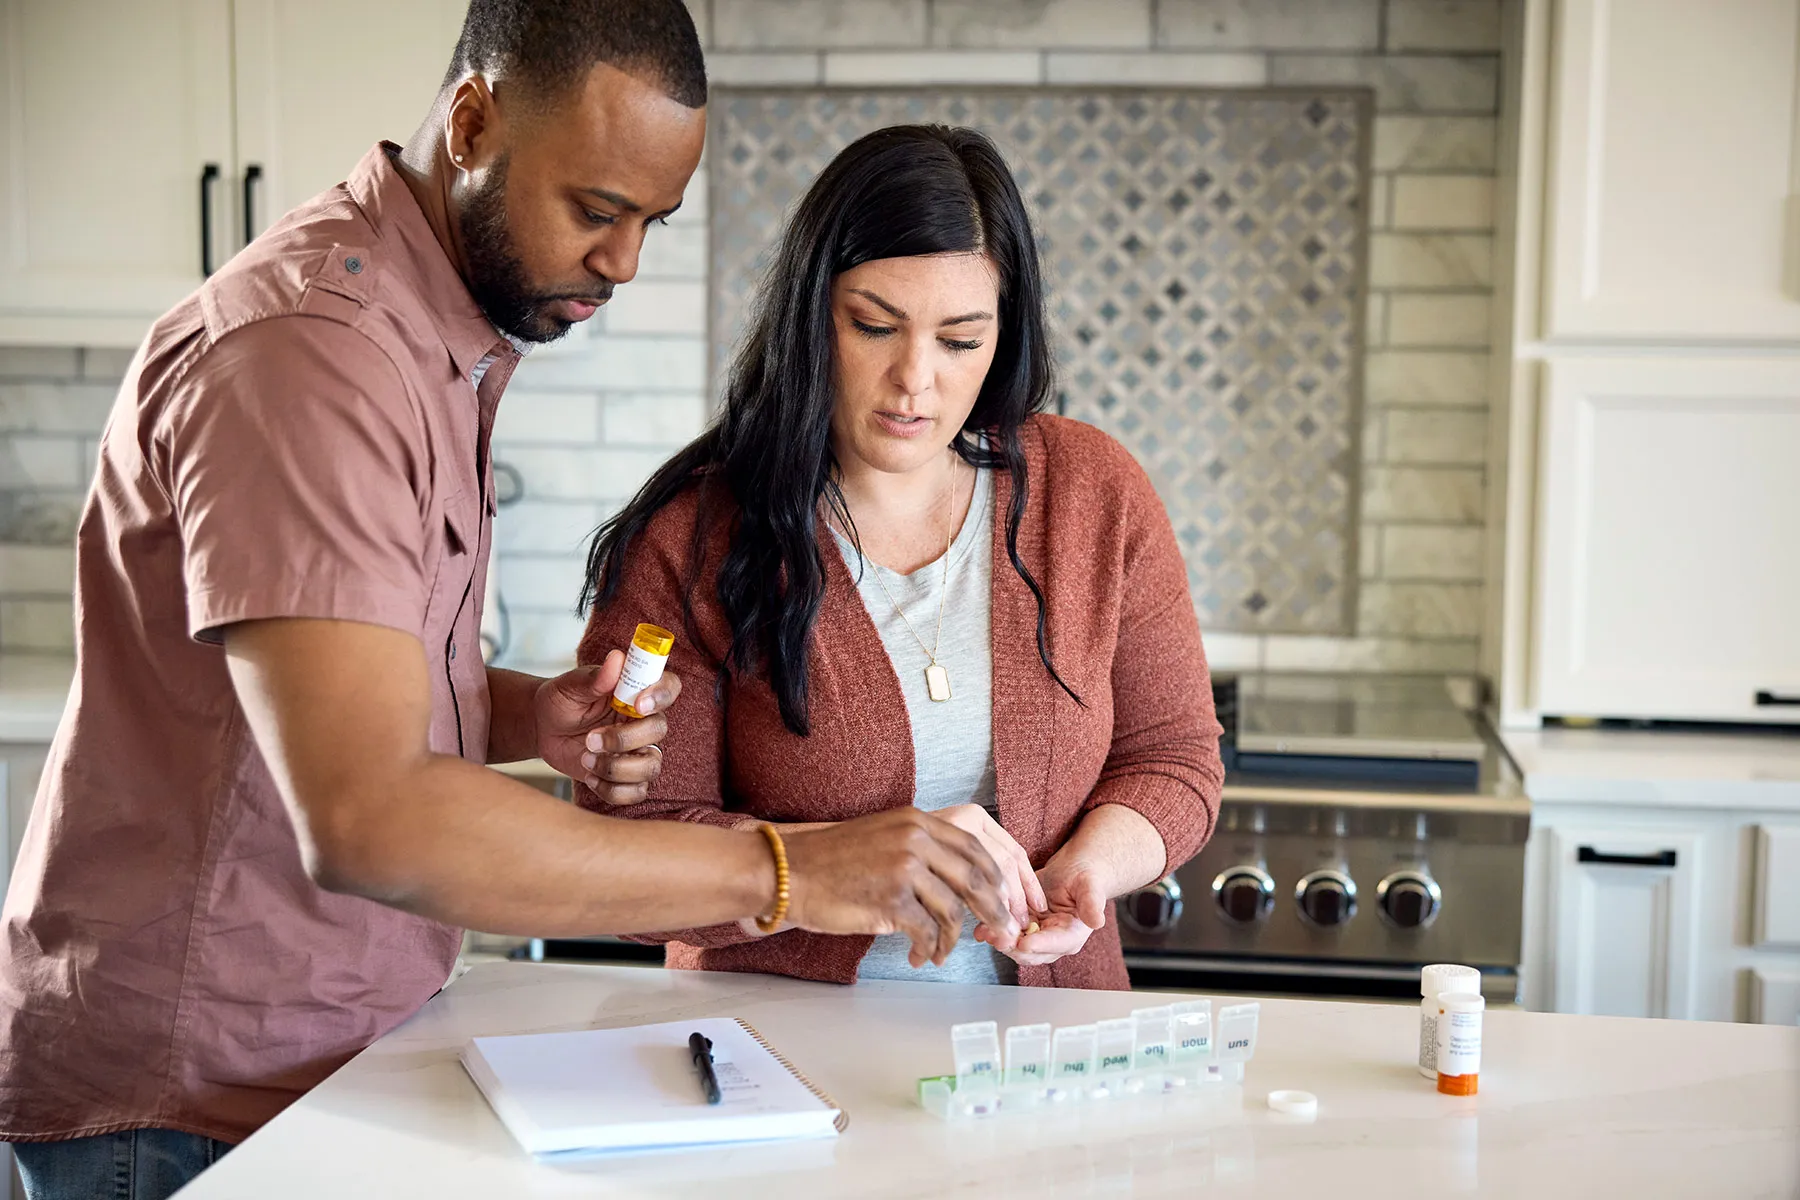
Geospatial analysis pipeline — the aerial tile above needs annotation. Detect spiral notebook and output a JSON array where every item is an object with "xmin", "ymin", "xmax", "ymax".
[{"xmin": 461, "ymin": 1017, "xmax": 846, "ymax": 1159}]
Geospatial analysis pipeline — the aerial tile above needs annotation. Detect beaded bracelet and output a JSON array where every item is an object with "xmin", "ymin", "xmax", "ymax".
[{"xmin": 754, "ymin": 823, "xmax": 790, "ymax": 934}]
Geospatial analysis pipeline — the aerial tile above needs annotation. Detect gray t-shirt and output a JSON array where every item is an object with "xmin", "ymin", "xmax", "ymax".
[{"xmin": 832, "ymin": 465, "xmax": 1016, "ymax": 985}]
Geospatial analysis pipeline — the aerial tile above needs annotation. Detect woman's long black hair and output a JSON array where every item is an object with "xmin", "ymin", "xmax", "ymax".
[{"xmin": 581, "ymin": 123, "xmax": 1076, "ymax": 735}]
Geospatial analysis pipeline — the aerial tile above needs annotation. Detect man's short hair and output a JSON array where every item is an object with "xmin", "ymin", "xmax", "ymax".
[{"xmin": 446, "ymin": 0, "xmax": 707, "ymax": 110}]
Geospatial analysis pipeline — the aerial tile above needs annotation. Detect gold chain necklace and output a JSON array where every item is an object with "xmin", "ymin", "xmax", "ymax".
[{"xmin": 860, "ymin": 466, "xmax": 961, "ymax": 703}]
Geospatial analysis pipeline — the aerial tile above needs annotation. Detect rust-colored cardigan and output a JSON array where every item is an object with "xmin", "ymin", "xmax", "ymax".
[{"xmin": 575, "ymin": 415, "xmax": 1224, "ymax": 991}]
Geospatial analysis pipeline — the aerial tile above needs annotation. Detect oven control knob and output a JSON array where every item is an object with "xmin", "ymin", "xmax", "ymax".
[
  {"xmin": 1296, "ymin": 869, "xmax": 1358, "ymax": 927},
  {"xmin": 1120, "ymin": 875, "xmax": 1184, "ymax": 934},
  {"xmin": 1212, "ymin": 866, "xmax": 1275, "ymax": 925},
  {"xmin": 1378, "ymin": 871, "xmax": 1442, "ymax": 930}
]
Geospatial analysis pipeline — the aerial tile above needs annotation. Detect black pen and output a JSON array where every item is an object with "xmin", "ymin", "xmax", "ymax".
[{"xmin": 688, "ymin": 1031, "xmax": 722, "ymax": 1104}]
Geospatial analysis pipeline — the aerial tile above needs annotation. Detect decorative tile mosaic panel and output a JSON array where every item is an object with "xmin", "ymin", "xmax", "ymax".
[{"xmin": 710, "ymin": 89, "xmax": 1370, "ymax": 634}]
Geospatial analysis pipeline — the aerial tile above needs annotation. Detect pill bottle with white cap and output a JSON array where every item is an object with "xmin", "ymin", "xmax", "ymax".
[{"xmin": 1419, "ymin": 964, "xmax": 1481, "ymax": 1078}]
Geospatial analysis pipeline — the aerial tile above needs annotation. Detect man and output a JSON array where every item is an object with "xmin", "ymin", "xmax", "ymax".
[{"xmin": 0, "ymin": 3, "xmax": 1014, "ymax": 1196}]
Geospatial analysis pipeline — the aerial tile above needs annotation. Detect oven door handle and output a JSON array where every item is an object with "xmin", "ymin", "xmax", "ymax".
[{"xmin": 1577, "ymin": 845, "xmax": 1676, "ymax": 869}]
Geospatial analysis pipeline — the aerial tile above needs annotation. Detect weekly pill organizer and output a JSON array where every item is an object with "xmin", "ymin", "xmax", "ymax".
[{"xmin": 917, "ymin": 1000, "xmax": 1260, "ymax": 1120}]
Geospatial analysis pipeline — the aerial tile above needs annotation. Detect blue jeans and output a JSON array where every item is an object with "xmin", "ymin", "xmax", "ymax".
[{"xmin": 13, "ymin": 1129, "xmax": 233, "ymax": 1200}]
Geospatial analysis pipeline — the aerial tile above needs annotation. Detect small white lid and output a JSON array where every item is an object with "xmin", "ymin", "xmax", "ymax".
[
  {"xmin": 1439, "ymin": 992, "xmax": 1486, "ymax": 1014},
  {"xmin": 1267, "ymin": 1089, "xmax": 1318, "ymax": 1117},
  {"xmin": 1420, "ymin": 963, "xmax": 1481, "ymax": 998}
]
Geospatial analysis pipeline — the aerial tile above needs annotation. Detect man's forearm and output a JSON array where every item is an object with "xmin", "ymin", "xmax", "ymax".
[
  {"xmin": 328, "ymin": 753, "xmax": 777, "ymax": 936},
  {"xmin": 485, "ymin": 666, "xmax": 544, "ymax": 764}
]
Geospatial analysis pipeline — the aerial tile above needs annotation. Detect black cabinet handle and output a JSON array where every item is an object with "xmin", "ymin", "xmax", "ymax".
[
  {"xmin": 1578, "ymin": 845, "xmax": 1677, "ymax": 869},
  {"xmin": 242, "ymin": 163, "xmax": 263, "ymax": 247},
  {"xmin": 1755, "ymin": 690, "xmax": 1800, "ymax": 707},
  {"xmin": 199, "ymin": 163, "xmax": 220, "ymax": 276}
]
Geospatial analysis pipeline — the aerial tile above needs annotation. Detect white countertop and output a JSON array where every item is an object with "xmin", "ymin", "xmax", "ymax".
[
  {"xmin": 176, "ymin": 962, "xmax": 1800, "ymax": 1199},
  {"xmin": 0, "ymin": 654, "xmax": 72, "ymax": 743},
  {"xmin": 1499, "ymin": 724, "xmax": 1800, "ymax": 810}
]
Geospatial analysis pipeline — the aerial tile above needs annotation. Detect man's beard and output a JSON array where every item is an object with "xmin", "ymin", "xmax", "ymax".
[{"xmin": 458, "ymin": 156, "xmax": 613, "ymax": 345}]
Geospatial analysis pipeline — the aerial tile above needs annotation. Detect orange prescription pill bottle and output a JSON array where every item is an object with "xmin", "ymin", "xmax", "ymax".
[
  {"xmin": 609, "ymin": 623, "xmax": 675, "ymax": 719},
  {"xmin": 1435, "ymin": 992, "xmax": 1485, "ymax": 1095}
]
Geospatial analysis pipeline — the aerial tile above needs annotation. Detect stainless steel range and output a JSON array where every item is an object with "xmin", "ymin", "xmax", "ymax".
[{"xmin": 1118, "ymin": 674, "xmax": 1529, "ymax": 1002}]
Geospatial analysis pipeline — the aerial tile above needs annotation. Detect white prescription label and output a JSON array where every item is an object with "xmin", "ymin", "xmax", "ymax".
[{"xmin": 612, "ymin": 644, "xmax": 669, "ymax": 708}]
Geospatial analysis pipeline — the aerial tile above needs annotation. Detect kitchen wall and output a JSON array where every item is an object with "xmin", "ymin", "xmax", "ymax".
[{"xmin": 0, "ymin": 0, "xmax": 1499, "ymax": 675}]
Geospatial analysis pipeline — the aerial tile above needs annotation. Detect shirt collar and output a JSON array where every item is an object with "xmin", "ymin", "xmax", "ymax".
[{"xmin": 345, "ymin": 142, "xmax": 519, "ymax": 382}]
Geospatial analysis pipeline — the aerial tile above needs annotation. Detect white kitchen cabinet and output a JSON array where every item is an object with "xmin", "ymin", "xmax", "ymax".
[
  {"xmin": 1542, "ymin": 0, "xmax": 1800, "ymax": 340},
  {"xmin": 1532, "ymin": 357, "xmax": 1800, "ymax": 723},
  {"xmin": 1522, "ymin": 798, "xmax": 1800, "ymax": 1022},
  {"xmin": 0, "ymin": 0, "xmax": 234, "ymax": 345},
  {"xmin": 1541, "ymin": 822, "xmax": 1706, "ymax": 1019},
  {"xmin": 233, "ymin": 0, "xmax": 467, "ymax": 234},
  {"xmin": 0, "ymin": 0, "xmax": 468, "ymax": 347}
]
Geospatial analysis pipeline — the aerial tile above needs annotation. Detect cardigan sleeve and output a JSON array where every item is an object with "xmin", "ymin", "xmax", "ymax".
[
  {"xmin": 572, "ymin": 492, "xmax": 767, "ymax": 950},
  {"xmin": 1080, "ymin": 446, "xmax": 1225, "ymax": 875}
]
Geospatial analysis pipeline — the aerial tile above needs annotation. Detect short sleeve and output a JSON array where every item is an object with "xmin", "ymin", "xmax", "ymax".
[{"xmin": 156, "ymin": 317, "xmax": 431, "ymax": 644}]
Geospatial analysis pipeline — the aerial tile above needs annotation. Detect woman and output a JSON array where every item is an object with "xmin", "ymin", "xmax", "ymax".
[{"xmin": 575, "ymin": 124, "xmax": 1224, "ymax": 990}]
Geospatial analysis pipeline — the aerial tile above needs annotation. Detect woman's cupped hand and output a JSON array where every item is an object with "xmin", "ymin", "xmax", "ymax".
[{"xmin": 932, "ymin": 804, "xmax": 1107, "ymax": 967}]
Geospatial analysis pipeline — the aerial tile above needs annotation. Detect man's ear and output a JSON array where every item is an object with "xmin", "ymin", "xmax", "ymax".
[{"xmin": 444, "ymin": 74, "xmax": 504, "ymax": 171}]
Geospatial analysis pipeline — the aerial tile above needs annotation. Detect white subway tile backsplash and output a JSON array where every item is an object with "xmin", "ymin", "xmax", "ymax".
[
  {"xmin": 0, "ymin": 348, "xmax": 80, "ymax": 380},
  {"xmin": 706, "ymin": 51, "xmax": 823, "ymax": 85},
  {"xmin": 1369, "ymin": 233, "xmax": 1492, "ymax": 288},
  {"xmin": 1368, "ymin": 175, "xmax": 1393, "ymax": 229},
  {"xmin": 0, "ymin": 598, "xmax": 74, "ymax": 652},
  {"xmin": 1390, "ymin": 174, "xmax": 1494, "ymax": 230},
  {"xmin": 1356, "ymin": 581, "xmax": 1483, "ymax": 637},
  {"xmin": 493, "ymin": 501, "xmax": 604, "ymax": 556},
  {"xmin": 79, "ymin": 348, "xmax": 138, "ymax": 381},
  {"xmin": 823, "ymin": 51, "xmax": 1043, "ymax": 84},
  {"xmin": 1380, "ymin": 524, "xmax": 1484, "ymax": 580},
  {"xmin": 497, "ymin": 446, "xmax": 673, "ymax": 503},
  {"xmin": 601, "ymin": 281, "xmax": 708, "ymax": 336},
  {"xmin": 1198, "ymin": 629, "xmax": 1262, "ymax": 671},
  {"xmin": 1365, "ymin": 350, "xmax": 1488, "ymax": 407},
  {"xmin": 1361, "ymin": 465, "xmax": 1485, "ymax": 522},
  {"xmin": 493, "ymin": 391, "xmax": 602, "ymax": 445},
  {"xmin": 714, "ymin": 0, "xmax": 928, "ymax": 49},
  {"xmin": 0, "ymin": 545, "xmax": 74, "ymax": 594},
  {"xmin": 1359, "ymin": 526, "xmax": 1382, "ymax": 579},
  {"xmin": 603, "ymin": 392, "xmax": 709, "ymax": 446},
  {"xmin": 1364, "ymin": 292, "xmax": 1388, "ymax": 348},
  {"xmin": 1043, "ymin": 51, "xmax": 1267, "ymax": 86},
  {"xmin": 1157, "ymin": 0, "xmax": 1380, "ymax": 50},
  {"xmin": 932, "ymin": 0, "xmax": 1151, "ymax": 48},
  {"xmin": 1270, "ymin": 53, "xmax": 1497, "ymax": 112},
  {"xmin": 1383, "ymin": 409, "xmax": 1487, "ymax": 464},
  {"xmin": 497, "ymin": 608, "xmax": 590, "ymax": 672},
  {"xmin": 1372, "ymin": 116, "xmax": 1496, "ymax": 171},
  {"xmin": 1386, "ymin": 294, "xmax": 1490, "ymax": 347},
  {"xmin": 0, "ymin": 383, "xmax": 117, "ymax": 434},
  {"xmin": 510, "ymin": 336, "xmax": 708, "ymax": 392},
  {"xmin": 499, "ymin": 555, "xmax": 591, "ymax": 610},
  {"xmin": 0, "ymin": 437, "xmax": 83, "ymax": 489},
  {"xmin": 1261, "ymin": 633, "xmax": 1478, "ymax": 671},
  {"xmin": 1384, "ymin": 0, "xmax": 1503, "ymax": 52},
  {"xmin": 638, "ymin": 223, "xmax": 707, "ymax": 279}
]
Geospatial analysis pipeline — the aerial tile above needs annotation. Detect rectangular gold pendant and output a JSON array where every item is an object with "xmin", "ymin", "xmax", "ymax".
[{"xmin": 925, "ymin": 663, "xmax": 952, "ymax": 702}]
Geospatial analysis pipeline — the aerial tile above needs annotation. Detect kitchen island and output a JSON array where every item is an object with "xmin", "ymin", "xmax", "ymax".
[{"xmin": 176, "ymin": 962, "xmax": 1799, "ymax": 1198}]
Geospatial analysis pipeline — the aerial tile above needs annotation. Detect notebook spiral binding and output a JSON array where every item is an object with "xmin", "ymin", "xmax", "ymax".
[{"xmin": 734, "ymin": 1017, "xmax": 849, "ymax": 1133}]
